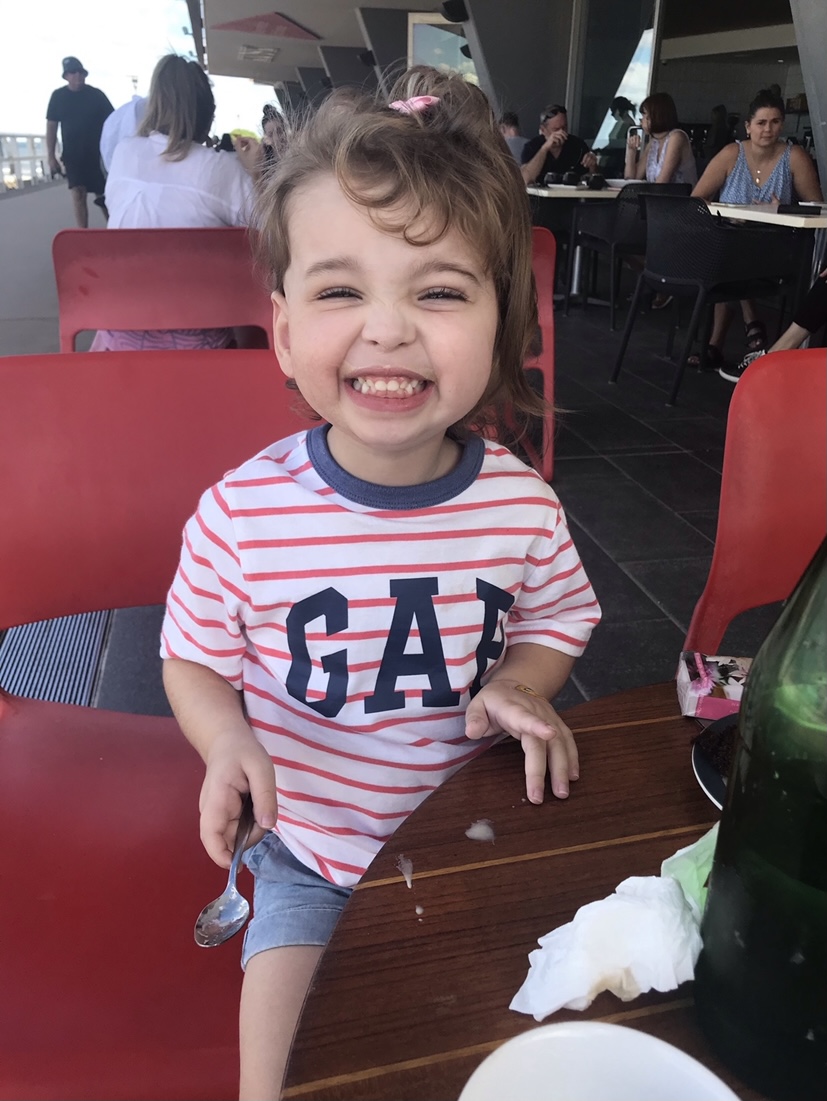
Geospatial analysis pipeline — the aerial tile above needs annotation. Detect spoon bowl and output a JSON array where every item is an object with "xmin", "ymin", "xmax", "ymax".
[{"xmin": 194, "ymin": 793, "xmax": 256, "ymax": 948}]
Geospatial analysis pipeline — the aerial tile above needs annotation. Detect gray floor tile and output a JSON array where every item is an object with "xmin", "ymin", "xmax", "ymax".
[
  {"xmin": 553, "ymin": 424, "xmax": 598, "ymax": 459},
  {"xmin": 679, "ymin": 511, "xmax": 719, "ymax": 541},
  {"xmin": 572, "ymin": 618, "xmax": 687, "ymax": 699},
  {"xmin": 610, "ymin": 451, "xmax": 722, "ymax": 513},
  {"xmin": 622, "ymin": 557, "xmax": 713, "ymax": 633},
  {"xmin": 552, "ymin": 455, "xmax": 618, "ymax": 492},
  {"xmin": 568, "ymin": 521, "xmax": 664, "ymax": 625},
  {"xmin": 561, "ymin": 405, "xmax": 676, "ymax": 454},
  {"xmin": 564, "ymin": 476, "xmax": 714, "ymax": 561}
]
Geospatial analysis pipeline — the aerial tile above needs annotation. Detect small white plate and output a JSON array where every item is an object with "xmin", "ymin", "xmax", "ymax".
[
  {"xmin": 606, "ymin": 178, "xmax": 635, "ymax": 187},
  {"xmin": 460, "ymin": 1021, "xmax": 739, "ymax": 1101}
]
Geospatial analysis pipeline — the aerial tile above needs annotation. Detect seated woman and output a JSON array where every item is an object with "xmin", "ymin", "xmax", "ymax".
[
  {"xmin": 95, "ymin": 54, "xmax": 262, "ymax": 352},
  {"xmin": 624, "ymin": 92, "xmax": 697, "ymax": 187},
  {"xmin": 690, "ymin": 89, "xmax": 822, "ymax": 371}
]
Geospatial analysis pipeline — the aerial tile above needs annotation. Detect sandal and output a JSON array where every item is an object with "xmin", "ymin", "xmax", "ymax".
[
  {"xmin": 744, "ymin": 319, "xmax": 767, "ymax": 353},
  {"xmin": 687, "ymin": 344, "xmax": 725, "ymax": 371}
]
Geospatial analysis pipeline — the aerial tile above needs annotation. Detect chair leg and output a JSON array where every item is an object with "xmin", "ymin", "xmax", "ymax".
[
  {"xmin": 610, "ymin": 273, "xmax": 644, "ymax": 383},
  {"xmin": 665, "ymin": 297, "xmax": 680, "ymax": 359},
  {"xmin": 695, "ymin": 306, "xmax": 715, "ymax": 370},
  {"xmin": 563, "ymin": 206, "xmax": 583, "ymax": 314},
  {"xmin": 610, "ymin": 252, "xmax": 621, "ymax": 331},
  {"xmin": 564, "ymin": 230, "xmax": 578, "ymax": 317},
  {"xmin": 668, "ymin": 292, "xmax": 706, "ymax": 405}
]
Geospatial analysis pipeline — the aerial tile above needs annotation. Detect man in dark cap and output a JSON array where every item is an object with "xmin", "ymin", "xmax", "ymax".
[{"xmin": 46, "ymin": 57, "xmax": 114, "ymax": 227}]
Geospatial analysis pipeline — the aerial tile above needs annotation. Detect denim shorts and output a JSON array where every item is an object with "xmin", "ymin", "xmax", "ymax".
[{"xmin": 240, "ymin": 832, "xmax": 352, "ymax": 970}]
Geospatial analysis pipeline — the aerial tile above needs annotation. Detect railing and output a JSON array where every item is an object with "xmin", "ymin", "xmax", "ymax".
[{"xmin": 1, "ymin": 133, "xmax": 53, "ymax": 191}]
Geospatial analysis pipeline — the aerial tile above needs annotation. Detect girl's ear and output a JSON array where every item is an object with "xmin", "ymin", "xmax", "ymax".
[{"xmin": 271, "ymin": 291, "xmax": 293, "ymax": 379}]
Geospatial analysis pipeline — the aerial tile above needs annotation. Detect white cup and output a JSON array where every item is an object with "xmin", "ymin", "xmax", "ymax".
[{"xmin": 459, "ymin": 1021, "xmax": 739, "ymax": 1101}]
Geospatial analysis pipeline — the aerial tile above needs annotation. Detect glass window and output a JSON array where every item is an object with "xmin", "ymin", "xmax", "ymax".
[{"xmin": 408, "ymin": 12, "xmax": 478, "ymax": 83}]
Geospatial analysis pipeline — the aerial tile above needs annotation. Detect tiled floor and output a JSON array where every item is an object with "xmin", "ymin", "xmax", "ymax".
[
  {"xmin": 547, "ymin": 293, "xmax": 781, "ymax": 710},
  {"xmin": 89, "ymin": 290, "xmax": 782, "ymax": 718}
]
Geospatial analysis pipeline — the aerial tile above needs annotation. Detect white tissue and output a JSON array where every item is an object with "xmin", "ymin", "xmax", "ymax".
[{"xmin": 509, "ymin": 874, "xmax": 703, "ymax": 1021}]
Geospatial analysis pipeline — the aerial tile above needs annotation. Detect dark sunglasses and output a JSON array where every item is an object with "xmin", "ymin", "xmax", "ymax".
[{"xmin": 541, "ymin": 106, "xmax": 567, "ymax": 122}]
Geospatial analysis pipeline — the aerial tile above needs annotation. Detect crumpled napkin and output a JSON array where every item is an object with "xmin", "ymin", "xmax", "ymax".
[{"xmin": 510, "ymin": 825, "xmax": 718, "ymax": 1021}]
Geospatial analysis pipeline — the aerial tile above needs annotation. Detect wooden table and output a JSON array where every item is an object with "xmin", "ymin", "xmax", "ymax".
[{"xmin": 283, "ymin": 683, "xmax": 766, "ymax": 1101}]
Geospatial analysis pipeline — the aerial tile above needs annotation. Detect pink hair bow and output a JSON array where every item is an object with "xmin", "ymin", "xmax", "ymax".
[{"xmin": 389, "ymin": 95, "xmax": 440, "ymax": 115}]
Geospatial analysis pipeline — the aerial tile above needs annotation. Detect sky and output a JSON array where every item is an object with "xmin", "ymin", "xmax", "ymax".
[
  {"xmin": 1, "ymin": 0, "xmax": 277, "ymax": 137},
  {"xmin": 591, "ymin": 30, "xmax": 655, "ymax": 147}
]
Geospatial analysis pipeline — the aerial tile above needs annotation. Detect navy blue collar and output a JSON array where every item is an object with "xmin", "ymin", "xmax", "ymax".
[{"xmin": 306, "ymin": 425, "xmax": 484, "ymax": 509}]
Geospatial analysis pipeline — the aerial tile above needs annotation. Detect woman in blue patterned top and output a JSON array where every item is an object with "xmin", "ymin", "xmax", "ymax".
[{"xmin": 688, "ymin": 90, "xmax": 822, "ymax": 371}]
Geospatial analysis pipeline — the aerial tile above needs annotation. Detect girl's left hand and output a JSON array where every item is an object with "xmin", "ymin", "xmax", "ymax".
[{"xmin": 465, "ymin": 682, "xmax": 579, "ymax": 803}]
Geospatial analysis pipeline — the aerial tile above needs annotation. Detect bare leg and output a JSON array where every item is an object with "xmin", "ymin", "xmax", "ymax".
[
  {"xmin": 239, "ymin": 944, "xmax": 323, "ymax": 1101},
  {"xmin": 768, "ymin": 321, "xmax": 809, "ymax": 353},
  {"xmin": 740, "ymin": 299, "xmax": 758, "ymax": 325},
  {"xmin": 708, "ymin": 301, "xmax": 733, "ymax": 348},
  {"xmin": 70, "ymin": 186, "xmax": 88, "ymax": 228}
]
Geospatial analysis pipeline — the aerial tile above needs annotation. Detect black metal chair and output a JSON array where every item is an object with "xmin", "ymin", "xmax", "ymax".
[
  {"xmin": 563, "ymin": 182, "xmax": 691, "ymax": 329},
  {"xmin": 610, "ymin": 194, "xmax": 808, "ymax": 405}
]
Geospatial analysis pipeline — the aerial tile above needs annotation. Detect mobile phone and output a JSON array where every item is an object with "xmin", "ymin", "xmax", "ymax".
[{"xmin": 628, "ymin": 126, "xmax": 641, "ymax": 138}]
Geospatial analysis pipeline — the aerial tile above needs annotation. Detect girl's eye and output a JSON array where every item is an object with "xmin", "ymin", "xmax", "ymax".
[
  {"xmin": 317, "ymin": 287, "xmax": 358, "ymax": 300},
  {"xmin": 422, "ymin": 287, "xmax": 467, "ymax": 301}
]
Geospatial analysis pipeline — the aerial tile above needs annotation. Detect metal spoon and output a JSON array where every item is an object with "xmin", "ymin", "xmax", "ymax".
[{"xmin": 194, "ymin": 793, "xmax": 256, "ymax": 948}]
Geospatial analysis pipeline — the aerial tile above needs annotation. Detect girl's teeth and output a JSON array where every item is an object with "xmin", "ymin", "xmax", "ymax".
[{"xmin": 353, "ymin": 377, "xmax": 424, "ymax": 395}]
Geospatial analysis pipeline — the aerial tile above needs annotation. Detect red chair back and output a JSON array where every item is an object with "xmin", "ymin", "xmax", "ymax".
[
  {"xmin": 685, "ymin": 350, "xmax": 827, "ymax": 653},
  {"xmin": 52, "ymin": 227, "xmax": 274, "ymax": 351},
  {"xmin": 513, "ymin": 226, "xmax": 556, "ymax": 482},
  {"xmin": 0, "ymin": 349, "xmax": 312, "ymax": 1100},
  {"xmin": 0, "ymin": 349, "xmax": 309, "ymax": 629}
]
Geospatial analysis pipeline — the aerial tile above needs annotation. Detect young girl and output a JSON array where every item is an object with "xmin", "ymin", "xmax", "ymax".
[{"xmin": 161, "ymin": 67, "xmax": 601, "ymax": 1100}]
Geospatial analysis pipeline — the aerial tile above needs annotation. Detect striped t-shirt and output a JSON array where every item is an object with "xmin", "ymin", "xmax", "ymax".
[{"xmin": 161, "ymin": 427, "xmax": 601, "ymax": 886}]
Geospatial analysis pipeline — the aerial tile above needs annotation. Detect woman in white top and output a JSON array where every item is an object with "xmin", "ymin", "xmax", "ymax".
[
  {"xmin": 624, "ymin": 92, "xmax": 697, "ymax": 186},
  {"xmin": 97, "ymin": 54, "xmax": 261, "ymax": 351}
]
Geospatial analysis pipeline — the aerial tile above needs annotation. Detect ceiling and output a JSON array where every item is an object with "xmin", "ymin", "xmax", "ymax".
[{"xmin": 201, "ymin": 1, "xmax": 442, "ymax": 87}]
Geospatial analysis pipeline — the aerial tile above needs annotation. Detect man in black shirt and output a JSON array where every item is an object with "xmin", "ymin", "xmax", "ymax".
[
  {"xmin": 520, "ymin": 104, "xmax": 597, "ymax": 185},
  {"xmin": 46, "ymin": 57, "xmax": 114, "ymax": 227}
]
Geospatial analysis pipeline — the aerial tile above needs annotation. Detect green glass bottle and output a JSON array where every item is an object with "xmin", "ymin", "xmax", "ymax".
[{"xmin": 694, "ymin": 537, "xmax": 827, "ymax": 1100}]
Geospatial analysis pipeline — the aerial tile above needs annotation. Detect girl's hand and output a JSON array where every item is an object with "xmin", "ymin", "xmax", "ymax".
[
  {"xmin": 199, "ymin": 729, "xmax": 278, "ymax": 867},
  {"xmin": 465, "ymin": 682, "xmax": 579, "ymax": 803},
  {"xmin": 627, "ymin": 133, "xmax": 641, "ymax": 152}
]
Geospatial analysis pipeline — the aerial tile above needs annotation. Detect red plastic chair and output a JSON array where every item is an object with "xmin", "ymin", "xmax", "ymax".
[
  {"xmin": 52, "ymin": 227, "xmax": 274, "ymax": 352},
  {"xmin": 510, "ymin": 226, "xmax": 556, "ymax": 482},
  {"xmin": 0, "ymin": 350, "xmax": 310, "ymax": 1100},
  {"xmin": 685, "ymin": 350, "xmax": 827, "ymax": 654}
]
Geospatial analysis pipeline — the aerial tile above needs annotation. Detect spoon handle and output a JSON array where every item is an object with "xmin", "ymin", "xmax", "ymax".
[{"xmin": 226, "ymin": 792, "xmax": 256, "ymax": 889}]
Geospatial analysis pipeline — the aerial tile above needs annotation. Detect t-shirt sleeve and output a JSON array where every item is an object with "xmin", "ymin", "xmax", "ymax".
[
  {"xmin": 46, "ymin": 90, "xmax": 61, "ymax": 122},
  {"xmin": 521, "ymin": 134, "xmax": 543, "ymax": 165},
  {"xmin": 160, "ymin": 482, "xmax": 248, "ymax": 687},
  {"xmin": 506, "ymin": 497, "xmax": 601, "ymax": 657}
]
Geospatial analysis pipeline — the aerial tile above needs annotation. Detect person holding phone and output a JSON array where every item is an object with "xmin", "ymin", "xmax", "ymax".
[{"xmin": 624, "ymin": 93, "xmax": 697, "ymax": 186}]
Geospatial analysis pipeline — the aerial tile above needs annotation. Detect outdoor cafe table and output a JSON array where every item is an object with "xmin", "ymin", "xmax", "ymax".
[
  {"xmin": 282, "ymin": 682, "xmax": 768, "ymax": 1101},
  {"xmin": 527, "ymin": 183, "xmax": 620, "ymax": 297}
]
